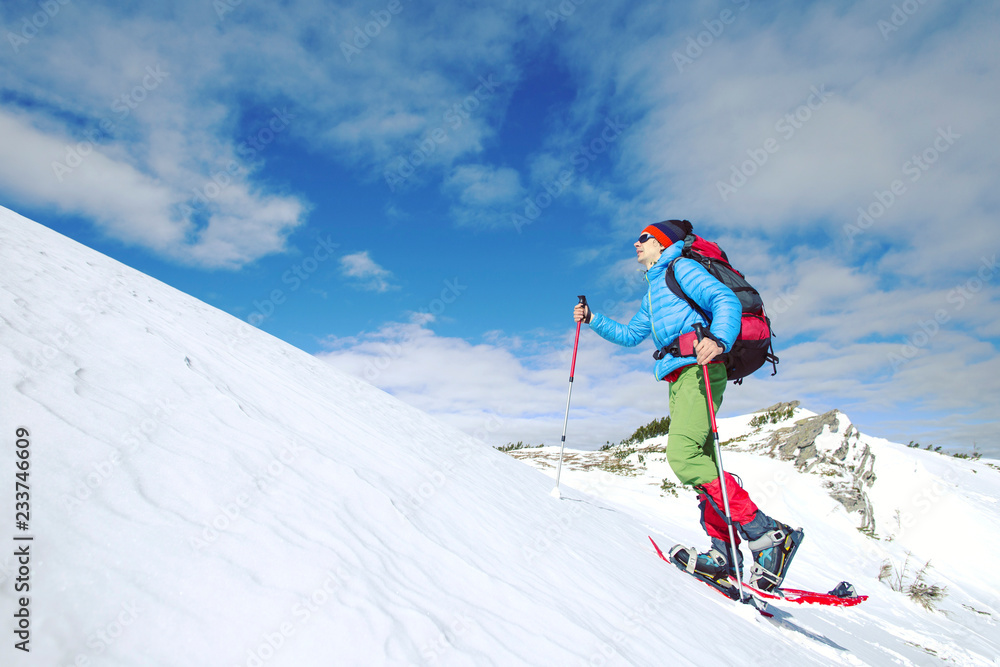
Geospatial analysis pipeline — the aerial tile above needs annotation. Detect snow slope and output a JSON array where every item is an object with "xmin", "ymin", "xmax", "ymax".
[
  {"xmin": 512, "ymin": 407, "xmax": 1000, "ymax": 666},
  {"xmin": 714, "ymin": 406, "xmax": 1000, "ymax": 616},
  {"xmin": 1, "ymin": 204, "xmax": 998, "ymax": 666}
]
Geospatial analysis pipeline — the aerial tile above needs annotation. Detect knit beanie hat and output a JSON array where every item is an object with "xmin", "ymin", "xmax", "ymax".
[{"xmin": 641, "ymin": 219, "xmax": 692, "ymax": 247}]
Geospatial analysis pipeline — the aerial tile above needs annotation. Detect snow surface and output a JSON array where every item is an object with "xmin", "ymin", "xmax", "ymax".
[{"xmin": 1, "ymin": 204, "xmax": 998, "ymax": 666}]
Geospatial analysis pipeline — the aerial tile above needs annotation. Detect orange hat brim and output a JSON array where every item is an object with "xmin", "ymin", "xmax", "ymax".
[{"xmin": 642, "ymin": 225, "xmax": 674, "ymax": 248}]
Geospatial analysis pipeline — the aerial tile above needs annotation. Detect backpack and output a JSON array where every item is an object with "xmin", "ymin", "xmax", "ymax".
[{"xmin": 664, "ymin": 234, "xmax": 778, "ymax": 383}]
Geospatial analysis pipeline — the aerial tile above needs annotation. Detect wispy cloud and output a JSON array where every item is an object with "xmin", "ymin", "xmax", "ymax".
[
  {"xmin": 318, "ymin": 307, "xmax": 1000, "ymax": 455},
  {"xmin": 0, "ymin": 0, "xmax": 527, "ymax": 265},
  {"xmin": 318, "ymin": 317, "xmax": 657, "ymax": 448},
  {"xmin": 2, "ymin": 0, "xmax": 997, "ymax": 454},
  {"xmin": 339, "ymin": 251, "xmax": 398, "ymax": 293},
  {"xmin": 0, "ymin": 105, "xmax": 308, "ymax": 268},
  {"xmin": 443, "ymin": 163, "xmax": 526, "ymax": 229},
  {"xmin": 573, "ymin": 3, "xmax": 1000, "ymax": 251},
  {"xmin": 533, "ymin": 1, "xmax": 1000, "ymax": 452}
]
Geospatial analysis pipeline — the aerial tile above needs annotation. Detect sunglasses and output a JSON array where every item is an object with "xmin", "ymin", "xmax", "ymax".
[{"xmin": 637, "ymin": 233, "xmax": 656, "ymax": 244}]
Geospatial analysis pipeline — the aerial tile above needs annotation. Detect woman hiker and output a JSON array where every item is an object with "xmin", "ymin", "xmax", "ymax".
[{"xmin": 573, "ymin": 219, "xmax": 803, "ymax": 593}]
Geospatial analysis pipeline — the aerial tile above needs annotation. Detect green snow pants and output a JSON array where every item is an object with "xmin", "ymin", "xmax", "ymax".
[{"xmin": 666, "ymin": 363, "xmax": 728, "ymax": 487}]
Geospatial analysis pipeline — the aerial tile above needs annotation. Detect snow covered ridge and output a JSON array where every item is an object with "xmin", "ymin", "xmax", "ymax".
[
  {"xmin": 715, "ymin": 401, "xmax": 1000, "ymax": 554},
  {"xmin": 2, "ymin": 204, "xmax": 999, "ymax": 665},
  {"xmin": 718, "ymin": 402, "xmax": 879, "ymax": 534},
  {"xmin": 510, "ymin": 402, "xmax": 1000, "ymax": 663}
]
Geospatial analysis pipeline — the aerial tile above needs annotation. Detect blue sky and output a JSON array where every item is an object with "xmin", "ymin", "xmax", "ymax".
[{"xmin": 2, "ymin": 0, "xmax": 999, "ymax": 456}]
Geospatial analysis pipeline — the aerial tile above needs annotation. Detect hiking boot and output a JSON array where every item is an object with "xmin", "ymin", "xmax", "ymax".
[
  {"xmin": 710, "ymin": 536, "xmax": 744, "ymax": 580},
  {"xmin": 746, "ymin": 521, "xmax": 804, "ymax": 592},
  {"xmin": 668, "ymin": 544, "xmax": 741, "ymax": 600},
  {"xmin": 669, "ymin": 544, "xmax": 730, "ymax": 579}
]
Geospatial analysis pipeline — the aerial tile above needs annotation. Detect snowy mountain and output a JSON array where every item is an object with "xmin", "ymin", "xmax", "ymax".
[
  {"xmin": 511, "ymin": 404, "xmax": 1000, "ymax": 665},
  {"xmin": 1, "ymin": 204, "xmax": 998, "ymax": 666}
]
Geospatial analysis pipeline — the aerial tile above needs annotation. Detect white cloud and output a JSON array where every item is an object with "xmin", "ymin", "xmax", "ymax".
[
  {"xmin": 0, "ymin": 109, "xmax": 183, "ymax": 244},
  {"xmin": 443, "ymin": 163, "xmax": 526, "ymax": 229},
  {"xmin": 0, "ymin": 108, "xmax": 307, "ymax": 269},
  {"xmin": 339, "ymin": 251, "xmax": 398, "ymax": 293},
  {"xmin": 318, "ymin": 317, "xmax": 665, "ymax": 448},
  {"xmin": 533, "ymin": 2, "xmax": 999, "ymax": 250},
  {"xmin": 324, "ymin": 1, "xmax": 1000, "ymax": 453},
  {"xmin": 316, "ymin": 311, "xmax": 1000, "ymax": 457},
  {"xmin": 0, "ymin": 0, "xmax": 527, "ymax": 264},
  {"xmin": 535, "ymin": 1, "xmax": 1000, "ymax": 453},
  {"xmin": 446, "ymin": 164, "xmax": 523, "ymax": 206},
  {"xmin": 3, "ymin": 0, "xmax": 996, "ymax": 454}
]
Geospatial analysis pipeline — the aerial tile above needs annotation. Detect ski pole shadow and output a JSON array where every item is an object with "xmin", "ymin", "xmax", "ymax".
[{"xmin": 763, "ymin": 608, "xmax": 848, "ymax": 651}]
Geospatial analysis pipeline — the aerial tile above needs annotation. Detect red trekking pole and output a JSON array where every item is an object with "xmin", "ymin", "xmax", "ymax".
[
  {"xmin": 552, "ymin": 295, "xmax": 587, "ymax": 499},
  {"xmin": 694, "ymin": 323, "xmax": 745, "ymax": 599}
]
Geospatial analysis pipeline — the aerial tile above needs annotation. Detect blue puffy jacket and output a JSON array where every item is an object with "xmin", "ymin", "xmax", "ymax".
[{"xmin": 589, "ymin": 240, "xmax": 742, "ymax": 381}]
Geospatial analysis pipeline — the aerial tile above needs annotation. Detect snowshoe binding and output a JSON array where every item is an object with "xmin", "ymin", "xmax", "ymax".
[
  {"xmin": 828, "ymin": 581, "xmax": 858, "ymax": 599},
  {"xmin": 746, "ymin": 521, "xmax": 804, "ymax": 592},
  {"xmin": 668, "ymin": 544, "xmax": 740, "ymax": 600}
]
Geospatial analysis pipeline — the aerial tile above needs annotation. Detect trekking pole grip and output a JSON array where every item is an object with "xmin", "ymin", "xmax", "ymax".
[{"xmin": 570, "ymin": 295, "xmax": 587, "ymax": 378}]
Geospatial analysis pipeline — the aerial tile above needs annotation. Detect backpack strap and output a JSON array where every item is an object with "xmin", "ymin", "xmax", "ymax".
[
  {"xmin": 665, "ymin": 257, "xmax": 712, "ymax": 325},
  {"xmin": 681, "ymin": 234, "xmax": 696, "ymax": 255},
  {"xmin": 658, "ymin": 258, "xmax": 725, "ymax": 362}
]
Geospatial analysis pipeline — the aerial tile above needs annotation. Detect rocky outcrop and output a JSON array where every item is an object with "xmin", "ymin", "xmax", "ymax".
[
  {"xmin": 829, "ymin": 437, "xmax": 877, "ymax": 535},
  {"xmin": 745, "ymin": 408, "xmax": 878, "ymax": 534},
  {"xmin": 763, "ymin": 409, "xmax": 841, "ymax": 467},
  {"xmin": 508, "ymin": 403, "xmax": 883, "ymax": 536}
]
